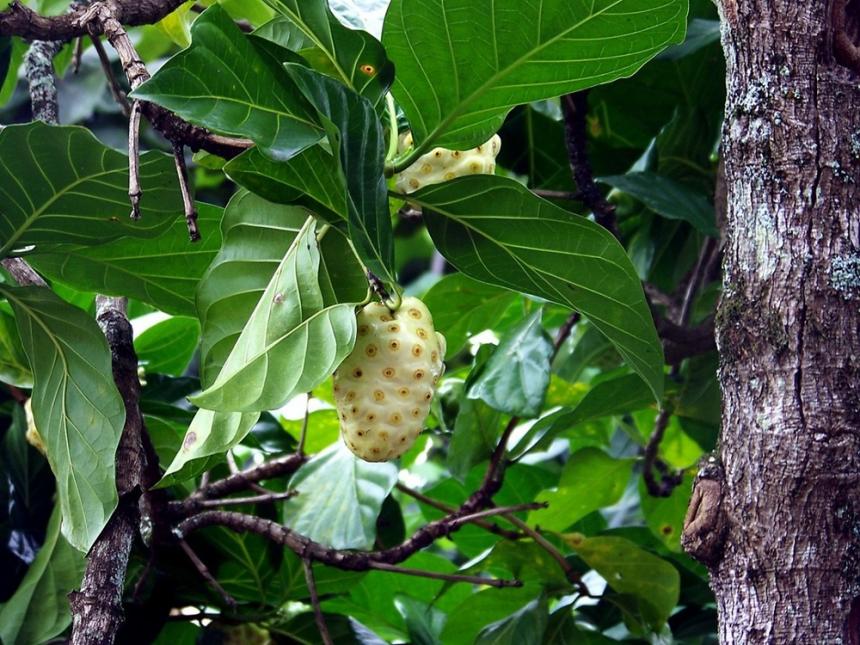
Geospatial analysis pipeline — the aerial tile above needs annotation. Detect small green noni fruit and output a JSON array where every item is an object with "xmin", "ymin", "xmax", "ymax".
[
  {"xmin": 334, "ymin": 297, "xmax": 446, "ymax": 462},
  {"xmin": 394, "ymin": 132, "xmax": 501, "ymax": 195}
]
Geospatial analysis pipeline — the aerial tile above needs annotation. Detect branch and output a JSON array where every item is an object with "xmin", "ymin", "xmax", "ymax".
[
  {"xmin": 833, "ymin": 0, "xmax": 860, "ymax": 74},
  {"xmin": 1, "ymin": 258, "xmax": 47, "ymax": 287},
  {"xmin": 70, "ymin": 297, "xmax": 149, "ymax": 645},
  {"xmin": 0, "ymin": 0, "xmax": 188, "ymax": 39},
  {"xmin": 642, "ymin": 408, "xmax": 684, "ymax": 497},
  {"xmin": 303, "ymin": 559, "xmax": 333, "ymax": 645},
  {"xmin": 560, "ymin": 91, "xmax": 618, "ymax": 238},
  {"xmin": 24, "ymin": 38, "xmax": 62, "ymax": 124},
  {"xmin": 178, "ymin": 539, "xmax": 236, "ymax": 609},
  {"xmin": 367, "ymin": 561, "xmax": 522, "ymax": 588}
]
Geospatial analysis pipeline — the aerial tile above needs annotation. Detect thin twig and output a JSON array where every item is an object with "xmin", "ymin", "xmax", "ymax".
[
  {"xmin": 71, "ymin": 35, "xmax": 84, "ymax": 73},
  {"xmin": 533, "ymin": 189, "xmax": 578, "ymax": 200},
  {"xmin": 127, "ymin": 100, "xmax": 142, "ymax": 219},
  {"xmin": 677, "ymin": 238, "xmax": 717, "ymax": 329},
  {"xmin": 367, "ymin": 561, "xmax": 522, "ymax": 587},
  {"xmin": 89, "ymin": 34, "xmax": 130, "ymax": 114},
  {"xmin": 226, "ymin": 452, "xmax": 270, "ymax": 496},
  {"xmin": 561, "ymin": 91, "xmax": 619, "ymax": 238},
  {"xmin": 303, "ymin": 559, "xmax": 333, "ymax": 645},
  {"xmin": 501, "ymin": 514, "xmax": 578, "ymax": 583},
  {"xmin": 642, "ymin": 408, "xmax": 683, "ymax": 497},
  {"xmin": 395, "ymin": 483, "xmax": 522, "ymax": 540},
  {"xmin": 172, "ymin": 142, "xmax": 201, "ymax": 241},
  {"xmin": 194, "ymin": 490, "xmax": 298, "ymax": 508},
  {"xmin": 178, "ymin": 539, "xmax": 236, "ymax": 609}
]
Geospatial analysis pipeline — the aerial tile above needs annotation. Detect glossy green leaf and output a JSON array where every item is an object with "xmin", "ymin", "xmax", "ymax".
[
  {"xmin": 476, "ymin": 596, "xmax": 548, "ymax": 645},
  {"xmin": 288, "ymin": 64, "xmax": 394, "ymax": 283},
  {"xmin": 447, "ymin": 396, "xmax": 505, "ymax": 482},
  {"xmin": 29, "ymin": 203, "xmax": 223, "ymax": 317},
  {"xmin": 132, "ymin": 5, "xmax": 323, "ymax": 160},
  {"xmin": 192, "ymin": 217, "xmax": 359, "ymax": 412},
  {"xmin": 512, "ymin": 373, "xmax": 655, "ymax": 457},
  {"xmin": 639, "ymin": 472, "xmax": 694, "ymax": 552},
  {"xmin": 0, "ymin": 122, "xmax": 180, "ymax": 259},
  {"xmin": 440, "ymin": 586, "xmax": 543, "ymax": 645},
  {"xmin": 0, "ymin": 505, "xmax": 86, "ymax": 645},
  {"xmin": 382, "ymin": 0, "xmax": 688, "ymax": 150},
  {"xmin": 260, "ymin": 0, "xmax": 394, "ymax": 102},
  {"xmin": 554, "ymin": 324, "xmax": 619, "ymax": 384},
  {"xmin": 415, "ymin": 176, "xmax": 664, "ymax": 401},
  {"xmin": 565, "ymin": 533, "xmax": 680, "ymax": 628},
  {"xmin": 135, "ymin": 316, "xmax": 200, "ymax": 376},
  {"xmin": 196, "ymin": 191, "xmax": 364, "ymax": 387},
  {"xmin": 283, "ymin": 442, "xmax": 398, "ymax": 549},
  {"xmin": 422, "ymin": 273, "xmax": 520, "ymax": 355},
  {"xmin": 159, "ymin": 409, "xmax": 260, "ymax": 485},
  {"xmin": 599, "ymin": 172, "xmax": 717, "ymax": 236},
  {"xmin": 0, "ymin": 307, "xmax": 32, "ymax": 387},
  {"xmin": 528, "ymin": 448, "xmax": 633, "ymax": 531},
  {"xmin": 0, "ymin": 286, "xmax": 124, "ymax": 551},
  {"xmin": 223, "ymin": 145, "xmax": 346, "ymax": 219},
  {"xmin": 468, "ymin": 310, "xmax": 553, "ymax": 417},
  {"xmin": 395, "ymin": 595, "xmax": 446, "ymax": 645}
]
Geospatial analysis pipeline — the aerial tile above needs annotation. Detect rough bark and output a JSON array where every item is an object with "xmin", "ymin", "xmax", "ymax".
[{"xmin": 686, "ymin": 2, "xmax": 860, "ymax": 642}]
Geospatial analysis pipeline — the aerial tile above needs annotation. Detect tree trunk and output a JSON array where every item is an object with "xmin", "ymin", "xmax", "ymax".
[{"xmin": 685, "ymin": 2, "xmax": 860, "ymax": 642}]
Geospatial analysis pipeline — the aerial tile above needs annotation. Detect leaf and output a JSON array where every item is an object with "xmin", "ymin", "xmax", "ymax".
[
  {"xmin": 421, "ymin": 273, "xmax": 520, "ymax": 355},
  {"xmin": 0, "ymin": 286, "xmax": 124, "ymax": 552},
  {"xmin": 135, "ymin": 316, "xmax": 200, "ymax": 376},
  {"xmin": 0, "ymin": 505, "xmax": 86, "ymax": 645},
  {"xmin": 223, "ymin": 145, "xmax": 346, "ymax": 219},
  {"xmin": 191, "ymin": 216, "xmax": 360, "ymax": 412},
  {"xmin": 468, "ymin": 310, "xmax": 553, "ymax": 417},
  {"xmin": 259, "ymin": 0, "xmax": 394, "ymax": 103},
  {"xmin": 511, "ymin": 372, "xmax": 656, "ymax": 457},
  {"xmin": 196, "ymin": 191, "xmax": 364, "ymax": 387},
  {"xmin": 639, "ymin": 472, "xmax": 694, "ymax": 552},
  {"xmin": 382, "ymin": 0, "xmax": 688, "ymax": 150},
  {"xmin": 155, "ymin": 0, "xmax": 195, "ymax": 47},
  {"xmin": 528, "ymin": 448, "xmax": 634, "ymax": 531},
  {"xmin": 159, "ymin": 409, "xmax": 260, "ymax": 485},
  {"xmin": 440, "ymin": 586, "xmax": 543, "ymax": 645},
  {"xmin": 564, "ymin": 533, "xmax": 680, "ymax": 629},
  {"xmin": 447, "ymin": 396, "xmax": 505, "ymax": 482},
  {"xmin": 283, "ymin": 442, "xmax": 398, "ymax": 549},
  {"xmin": 132, "ymin": 5, "xmax": 323, "ymax": 160},
  {"xmin": 599, "ymin": 172, "xmax": 717, "ymax": 236},
  {"xmin": 476, "ymin": 596, "xmax": 548, "ymax": 645},
  {"xmin": 415, "ymin": 176, "xmax": 664, "ymax": 401},
  {"xmin": 395, "ymin": 595, "xmax": 446, "ymax": 645},
  {"xmin": 287, "ymin": 64, "xmax": 394, "ymax": 284},
  {"xmin": 554, "ymin": 324, "xmax": 619, "ymax": 384},
  {"xmin": 0, "ymin": 122, "xmax": 180, "ymax": 259},
  {"xmin": 29, "ymin": 203, "xmax": 223, "ymax": 317},
  {"xmin": 0, "ymin": 307, "xmax": 32, "ymax": 387}
]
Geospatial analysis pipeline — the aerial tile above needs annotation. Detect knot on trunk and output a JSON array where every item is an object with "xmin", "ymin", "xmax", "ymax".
[{"xmin": 681, "ymin": 457, "xmax": 727, "ymax": 567}]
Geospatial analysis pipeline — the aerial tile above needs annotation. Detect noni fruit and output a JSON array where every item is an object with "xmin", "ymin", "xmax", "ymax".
[
  {"xmin": 394, "ymin": 132, "xmax": 501, "ymax": 195},
  {"xmin": 334, "ymin": 297, "xmax": 446, "ymax": 462}
]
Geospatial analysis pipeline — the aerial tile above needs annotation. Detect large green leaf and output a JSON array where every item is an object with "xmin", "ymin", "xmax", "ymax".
[
  {"xmin": 132, "ymin": 5, "xmax": 323, "ymax": 160},
  {"xmin": 159, "ymin": 409, "xmax": 260, "ymax": 485},
  {"xmin": 282, "ymin": 442, "xmax": 398, "ymax": 549},
  {"xmin": 223, "ymin": 145, "xmax": 346, "ymax": 219},
  {"xmin": 135, "ymin": 316, "xmax": 200, "ymax": 376},
  {"xmin": 0, "ymin": 307, "xmax": 32, "ymax": 387},
  {"xmin": 564, "ymin": 533, "xmax": 680, "ymax": 629},
  {"xmin": 382, "ymin": 0, "xmax": 688, "ymax": 150},
  {"xmin": 0, "ymin": 505, "xmax": 86, "ymax": 645},
  {"xmin": 476, "ymin": 597, "xmax": 548, "ymax": 645},
  {"xmin": 0, "ymin": 286, "xmax": 124, "ymax": 551},
  {"xmin": 447, "ymin": 396, "xmax": 505, "ymax": 482},
  {"xmin": 288, "ymin": 64, "xmax": 394, "ymax": 283},
  {"xmin": 599, "ymin": 172, "xmax": 717, "ymax": 236},
  {"xmin": 0, "ymin": 122, "xmax": 180, "ymax": 259},
  {"xmin": 528, "ymin": 448, "xmax": 634, "ymax": 531},
  {"xmin": 415, "ymin": 176, "xmax": 664, "ymax": 401},
  {"xmin": 192, "ymin": 216, "xmax": 360, "ymax": 412},
  {"xmin": 196, "ymin": 191, "xmax": 364, "ymax": 387},
  {"xmin": 29, "ymin": 203, "xmax": 223, "ymax": 317},
  {"xmin": 468, "ymin": 310, "xmax": 553, "ymax": 418},
  {"xmin": 260, "ymin": 0, "xmax": 394, "ymax": 102}
]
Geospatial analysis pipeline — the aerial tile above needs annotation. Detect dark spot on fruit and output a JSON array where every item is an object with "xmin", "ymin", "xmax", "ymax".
[
  {"xmin": 408, "ymin": 308, "xmax": 422, "ymax": 319},
  {"xmin": 389, "ymin": 340, "xmax": 400, "ymax": 351},
  {"xmin": 412, "ymin": 344, "xmax": 423, "ymax": 357},
  {"xmin": 365, "ymin": 344, "xmax": 378, "ymax": 357},
  {"xmin": 414, "ymin": 369, "xmax": 425, "ymax": 380},
  {"xmin": 373, "ymin": 390, "xmax": 385, "ymax": 401},
  {"xmin": 353, "ymin": 368, "xmax": 363, "ymax": 378},
  {"xmin": 383, "ymin": 367, "xmax": 396, "ymax": 378}
]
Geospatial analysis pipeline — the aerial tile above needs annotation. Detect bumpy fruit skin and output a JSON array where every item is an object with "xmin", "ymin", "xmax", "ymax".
[
  {"xmin": 334, "ymin": 297, "xmax": 446, "ymax": 462},
  {"xmin": 394, "ymin": 132, "xmax": 501, "ymax": 195}
]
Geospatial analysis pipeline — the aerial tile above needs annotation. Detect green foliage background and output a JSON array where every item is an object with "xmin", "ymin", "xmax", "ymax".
[{"xmin": 0, "ymin": 0, "xmax": 723, "ymax": 642}]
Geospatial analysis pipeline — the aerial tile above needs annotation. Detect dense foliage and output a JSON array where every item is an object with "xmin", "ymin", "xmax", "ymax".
[{"xmin": 0, "ymin": 0, "xmax": 726, "ymax": 642}]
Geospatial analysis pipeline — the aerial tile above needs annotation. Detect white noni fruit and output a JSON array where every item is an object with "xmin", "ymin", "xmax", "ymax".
[
  {"xmin": 394, "ymin": 132, "xmax": 501, "ymax": 195},
  {"xmin": 333, "ymin": 297, "xmax": 446, "ymax": 462}
]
